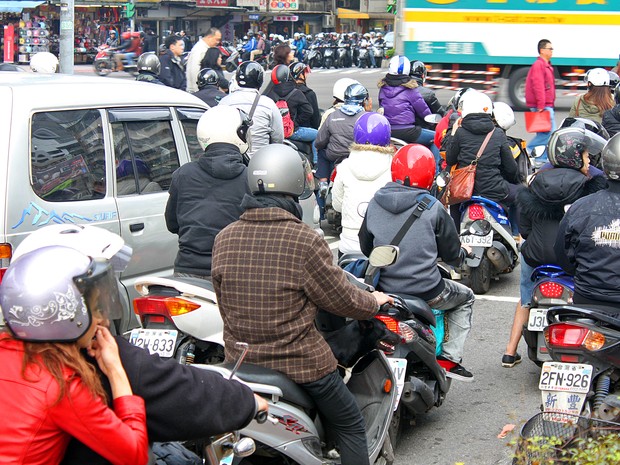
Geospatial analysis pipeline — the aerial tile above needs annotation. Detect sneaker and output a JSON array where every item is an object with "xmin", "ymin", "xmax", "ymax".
[
  {"xmin": 318, "ymin": 181, "xmax": 328, "ymax": 198},
  {"xmin": 437, "ymin": 356, "xmax": 474, "ymax": 382},
  {"xmin": 501, "ymin": 353, "xmax": 522, "ymax": 368}
]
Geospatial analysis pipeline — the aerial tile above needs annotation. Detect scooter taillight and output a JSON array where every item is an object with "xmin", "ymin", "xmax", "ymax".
[
  {"xmin": 374, "ymin": 315, "xmax": 415, "ymax": 343},
  {"xmin": 538, "ymin": 282, "xmax": 564, "ymax": 299},
  {"xmin": 544, "ymin": 323, "xmax": 605, "ymax": 351},
  {"xmin": 133, "ymin": 296, "xmax": 200, "ymax": 318},
  {"xmin": 375, "ymin": 315, "xmax": 399, "ymax": 334},
  {"xmin": 532, "ymin": 281, "xmax": 573, "ymax": 306},
  {"xmin": 468, "ymin": 205, "xmax": 485, "ymax": 221}
]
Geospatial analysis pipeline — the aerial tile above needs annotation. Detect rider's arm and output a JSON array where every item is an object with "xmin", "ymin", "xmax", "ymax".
[
  {"xmin": 435, "ymin": 206, "xmax": 466, "ymax": 266},
  {"xmin": 358, "ymin": 215, "xmax": 374, "ymax": 258},
  {"xmin": 314, "ymin": 117, "xmax": 330, "ymax": 149},
  {"xmin": 164, "ymin": 172, "xmax": 179, "ymax": 234},
  {"xmin": 498, "ymin": 132, "xmax": 520, "ymax": 183},
  {"xmin": 554, "ymin": 213, "xmax": 578, "ymax": 275}
]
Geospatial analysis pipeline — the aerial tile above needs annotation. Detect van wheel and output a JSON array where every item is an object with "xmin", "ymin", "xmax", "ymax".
[
  {"xmin": 470, "ymin": 256, "xmax": 491, "ymax": 294},
  {"xmin": 508, "ymin": 67, "xmax": 529, "ymax": 111}
]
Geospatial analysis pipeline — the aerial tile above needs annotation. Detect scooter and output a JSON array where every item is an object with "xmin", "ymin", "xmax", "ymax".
[
  {"xmin": 322, "ymin": 45, "xmax": 336, "ymax": 69},
  {"xmin": 457, "ymin": 196, "xmax": 519, "ymax": 294},
  {"xmin": 372, "ymin": 44, "xmax": 385, "ymax": 68},
  {"xmin": 522, "ymin": 265, "xmax": 574, "ymax": 366},
  {"xmin": 357, "ymin": 45, "xmax": 370, "ymax": 68},
  {"xmin": 219, "ymin": 41, "xmax": 241, "ymax": 73},
  {"xmin": 93, "ymin": 45, "xmax": 137, "ymax": 76},
  {"xmin": 306, "ymin": 44, "xmax": 323, "ymax": 69},
  {"xmin": 336, "ymin": 43, "xmax": 352, "ymax": 68}
]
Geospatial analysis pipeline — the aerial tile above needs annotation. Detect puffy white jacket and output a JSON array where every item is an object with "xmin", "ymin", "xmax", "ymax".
[{"xmin": 332, "ymin": 143, "xmax": 394, "ymax": 254}]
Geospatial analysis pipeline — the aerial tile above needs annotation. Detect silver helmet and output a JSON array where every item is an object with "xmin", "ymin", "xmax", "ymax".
[{"xmin": 602, "ymin": 133, "xmax": 620, "ymax": 180}]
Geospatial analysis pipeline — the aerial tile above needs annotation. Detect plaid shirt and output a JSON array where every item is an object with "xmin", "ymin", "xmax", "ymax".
[{"xmin": 212, "ymin": 207, "xmax": 378, "ymax": 383}]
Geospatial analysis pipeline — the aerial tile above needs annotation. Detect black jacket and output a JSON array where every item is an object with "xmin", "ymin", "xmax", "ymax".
[
  {"xmin": 296, "ymin": 82, "xmax": 321, "ymax": 129},
  {"xmin": 136, "ymin": 72, "xmax": 164, "ymax": 85},
  {"xmin": 61, "ymin": 337, "xmax": 256, "ymax": 465},
  {"xmin": 602, "ymin": 105, "xmax": 620, "ymax": 138},
  {"xmin": 519, "ymin": 167, "xmax": 607, "ymax": 268},
  {"xmin": 416, "ymin": 84, "xmax": 444, "ymax": 130},
  {"xmin": 194, "ymin": 86, "xmax": 226, "ymax": 107},
  {"xmin": 266, "ymin": 81, "xmax": 314, "ymax": 129},
  {"xmin": 159, "ymin": 50, "xmax": 187, "ymax": 90},
  {"xmin": 554, "ymin": 181, "xmax": 620, "ymax": 304},
  {"xmin": 359, "ymin": 183, "xmax": 465, "ymax": 300},
  {"xmin": 445, "ymin": 113, "xmax": 519, "ymax": 202},
  {"xmin": 165, "ymin": 143, "xmax": 251, "ymax": 275}
]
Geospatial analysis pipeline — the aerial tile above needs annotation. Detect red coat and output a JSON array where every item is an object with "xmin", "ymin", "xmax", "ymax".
[
  {"xmin": 0, "ymin": 336, "xmax": 148, "ymax": 465},
  {"xmin": 525, "ymin": 57, "xmax": 555, "ymax": 110}
]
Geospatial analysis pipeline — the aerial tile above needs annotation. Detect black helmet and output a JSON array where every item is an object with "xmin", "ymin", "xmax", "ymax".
[
  {"xmin": 236, "ymin": 61, "xmax": 264, "ymax": 89},
  {"xmin": 609, "ymin": 71, "xmax": 619, "ymax": 93},
  {"xmin": 547, "ymin": 127, "xmax": 607, "ymax": 170},
  {"xmin": 344, "ymin": 83, "xmax": 369, "ymax": 105},
  {"xmin": 559, "ymin": 117, "xmax": 610, "ymax": 167},
  {"xmin": 410, "ymin": 60, "xmax": 427, "ymax": 83},
  {"xmin": 271, "ymin": 64, "xmax": 292, "ymax": 85},
  {"xmin": 197, "ymin": 68, "xmax": 220, "ymax": 89},
  {"xmin": 615, "ymin": 83, "xmax": 620, "ymax": 105},
  {"xmin": 137, "ymin": 52, "xmax": 161, "ymax": 74},
  {"xmin": 602, "ymin": 133, "xmax": 620, "ymax": 180},
  {"xmin": 289, "ymin": 62, "xmax": 308, "ymax": 81}
]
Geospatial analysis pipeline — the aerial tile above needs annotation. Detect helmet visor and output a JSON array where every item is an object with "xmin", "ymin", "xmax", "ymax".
[
  {"xmin": 73, "ymin": 258, "xmax": 123, "ymax": 321},
  {"xmin": 300, "ymin": 156, "xmax": 315, "ymax": 200}
]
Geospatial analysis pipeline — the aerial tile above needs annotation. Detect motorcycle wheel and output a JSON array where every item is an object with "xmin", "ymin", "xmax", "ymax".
[
  {"xmin": 324, "ymin": 58, "xmax": 332, "ymax": 69},
  {"xmin": 388, "ymin": 404, "xmax": 403, "ymax": 449},
  {"xmin": 469, "ymin": 255, "xmax": 491, "ymax": 294},
  {"xmin": 93, "ymin": 60, "xmax": 110, "ymax": 76}
]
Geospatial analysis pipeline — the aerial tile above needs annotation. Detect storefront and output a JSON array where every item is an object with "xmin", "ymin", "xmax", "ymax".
[{"xmin": 1, "ymin": 1, "xmax": 46, "ymax": 63}]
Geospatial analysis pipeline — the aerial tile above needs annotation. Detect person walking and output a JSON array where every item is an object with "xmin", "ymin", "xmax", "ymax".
[
  {"xmin": 525, "ymin": 39, "xmax": 556, "ymax": 161},
  {"xmin": 186, "ymin": 28, "xmax": 222, "ymax": 93},
  {"xmin": 159, "ymin": 34, "xmax": 187, "ymax": 90}
]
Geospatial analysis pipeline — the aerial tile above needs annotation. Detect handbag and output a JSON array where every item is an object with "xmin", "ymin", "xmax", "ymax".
[
  {"xmin": 524, "ymin": 110, "xmax": 552, "ymax": 133},
  {"xmin": 442, "ymin": 130, "xmax": 494, "ymax": 206}
]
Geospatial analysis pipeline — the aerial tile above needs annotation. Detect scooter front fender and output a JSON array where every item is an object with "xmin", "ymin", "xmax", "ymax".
[{"xmin": 464, "ymin": 246, "xmax": 485, "ymax": 268}]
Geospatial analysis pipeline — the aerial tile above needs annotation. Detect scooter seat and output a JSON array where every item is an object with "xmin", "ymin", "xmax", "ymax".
[
  {"xmin": 170, "ymin": 276, "xmax": 215, "ymax": 292},
  {"xmin": 395, "ymin": 294, "xmax": 437, "ymax": 327},
  {"xmin": 220, "ymin": 362, "xmax": 315, "ymax": 410}
]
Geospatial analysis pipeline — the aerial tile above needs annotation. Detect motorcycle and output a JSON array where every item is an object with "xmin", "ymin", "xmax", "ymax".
[
  {"xmin": 372, "ymin": 44, "xmax": 385, "ymax": 68},
  {"xmin": 522, "ymin": 265, "xmax": 574, "ymax": 366},
  {"xmin": 322, "ymin": 45, "xmax": 336, "ymax": 69},
  {"xmin": 357, "ymin": 46, "xmax": 370, "ymax": 69},
  {"xmin": 92, "ymin": 45, "xmax": 137, "ymax": 76},
  {"xmin": 457, "ymin": 196, "xmax": 519, "ymax": 294},
  {"xmin": 336, "ymin": 43, "xmax": 352, "ymax": 68},
  {"xmin": 306, "ymin": 44, "xmax": 323, "ymax": 69},
  {"xmin": 218, "ymin": 41, "xmax": 241, "ymax": 73}
]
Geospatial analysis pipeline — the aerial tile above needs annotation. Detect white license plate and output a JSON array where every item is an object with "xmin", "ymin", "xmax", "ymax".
[
  {"xmin": 460, "ymin": 232, "xmax": 493, "ymax": 248},
  {"xmin": 539, "ymin": 362, "xmax": 593, "ymax": 393},
  {"xmin": 129, "ymin": 329, "xmax": 178, "ymax": 358},
  {"xmin": 527, "ymin": 308, "xmax": 549, "ymax": 331},
  {"xmin": 388, "ymin": 358, "xmax": 407, "ymax": 411}
]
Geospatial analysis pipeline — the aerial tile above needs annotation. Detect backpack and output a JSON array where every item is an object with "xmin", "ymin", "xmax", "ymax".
[
  {"xmin": 276, "ymin": 92, "xmax": 295, "ymax": 138},
  {"xmin": 507, "ymin": 135, "xmax": 532, "ymax": 183}
]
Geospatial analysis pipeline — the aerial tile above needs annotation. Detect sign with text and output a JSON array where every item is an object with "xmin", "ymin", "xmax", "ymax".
[
  {"xmin": 249, "ymin": 14, "xmax": 261, "ymax": 20},
  {"xmin": 196, "ymin": 0, "xmax": 229, "ymax": 6},
  {"xmin": 237, "ymin": 0, "xmax": 260, "ymax": 6},
  {"xmin": 274, "ymin": 15, "xmax": 299, "ymax": 21},
  {"xmin": 270, "ymin": 1, "xmax": 298, "ymax": 10}
]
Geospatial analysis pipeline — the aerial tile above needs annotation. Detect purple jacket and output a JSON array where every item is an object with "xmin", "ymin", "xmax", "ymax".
[{"xmin": 378, "ymin": 75, "xmax": 431, "ymax": 128}]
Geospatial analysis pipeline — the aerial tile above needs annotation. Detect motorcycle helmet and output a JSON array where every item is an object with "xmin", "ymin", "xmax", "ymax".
[
  {"xmin": 391, "ymin": 144, "xmax": 436, "ymax": 190},
  {"xmin": 615, "ymin": 83, "xmax": 620, "ymax": 105},
  {"xmin": 247, "ymin": 144, "xmax": 307, "ymax": 197},
  {"xmin": 197, "ymin": 68, "xmax": 220, "ymax": 89},
  {"xmin": 585, "ymin": 68, "xmax": 610, "ymax": 87},
  {"xmin": 197, "ymin": 105, "xmax": 250, "ymax": 153},
  {"xmin": 410, "ymin": 60, "xmax": 427, "ymax": 84},
  {"xmin": 547, "ymin": 127, "xmax": 607, "ymax": 170},
  {"xmin": 344, "ymin": 83, "xmax": 369, "ymax": 106},
  {"xmin": 236, "ymin": 61, "xmax": 264, "ymax": 89},
  {"xmin": 289, "ymin": 62, "xmax": 309, "ymax": 81},
  {"xmin": 247, "ymin": 31, "xmax": 254, "ymax": 38},
  {"xmin": 0, "ymin": 246, "xmax": 121, "ymax": 342},
  {"xmin": 601, "ymin": 133, "xmax": 620, "ymax": 180},
  {"xmin": 332, "ymin": 77, "xmax": 360, "ymax": 102},
  {"xmin": 388, "ymin": 55, "xmax": 411, "ymax": 75},
  {"xmin": 608, "ymin": 71, "xmax": 619, "ymax": 93},
  {"xmin": 137, "ymin": 52, "xmax": 160, "ymax": 74},
  {"xmin": 448, "ymin": 87, "xmax": 474, "ymax": 112},
  {"xmin": 492, "ymin": 102, "xmax": 516, "ymax": 131},
  {"xmin": 30, "ymin": 52, "xmax": 59, "ymax": 74},
  {"xmin": 460, "ymin": 90, "xmax": 493, "ymax": 118},
  {"xmin": 271, "ymin": 64, "xmax": 292, "ymax": 85},
  {"xmin": 559, "ymin": 117, "xmax": 610, "ymax": 141},
  {"xmin": 354, "ymin": 112, "xmax": 391, "ymax": 146}
]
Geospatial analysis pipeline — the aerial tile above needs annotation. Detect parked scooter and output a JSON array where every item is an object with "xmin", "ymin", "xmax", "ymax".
[
  {"xmin": 336, "ymin": 43, "xmax": 352, "ymax": 68},
  {"xmin": 93, "ymin": 45, "xmax": 137, "ymax": 76},
  {"xmin": 372, "ymin": 44, "xmax": 385, "ymax": 68},
  {"xmin": 219, "ymin": 41, "xmax": 241, "ymax": 73},
  {"xmin": 357, "ymin": 45, "xmax": 371, "ymax": 68},
  {"xmin": 322, "ymin": 45, "xmax": 336, "ymax": 69},
  {"xmin": 457, "ymin": 196, "xmax": 519, "ymax": 294},
  {"xmin": 306, "ymin": 44, "xmax": 323, "ymax": 69}
]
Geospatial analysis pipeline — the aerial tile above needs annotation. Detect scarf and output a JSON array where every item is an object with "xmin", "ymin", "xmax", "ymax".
[{"xmin": 241, "ymin": 194, "xmax": 303, "ymax": 220}]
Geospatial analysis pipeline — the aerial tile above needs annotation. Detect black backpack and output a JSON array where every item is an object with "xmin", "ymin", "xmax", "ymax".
[{"xmin": 507, "ymin": 135, "xmax": 532, "ymax": 183}]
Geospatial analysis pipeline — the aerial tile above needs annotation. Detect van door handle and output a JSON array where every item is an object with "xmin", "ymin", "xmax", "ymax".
[{"xmin": 129, "ymin": 223, "xmax": 144, "ymax": 233}]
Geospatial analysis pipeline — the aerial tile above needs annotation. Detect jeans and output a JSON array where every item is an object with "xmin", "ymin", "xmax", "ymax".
[
  {"xmin": 124, "ymin": 52, "xmax": 136, "ymax": 66},
  {"xmin": 519, "ymin": 250, "xmax": 536, "ymax": 307},
  {"xmin": 290, "ymin": 127, "xmax": 318, "ymax": 163},
  {"xmin": 426, "ymin": 279, "xmax": 475, "ymax": 364},
  {"xmin": 300, "ymin": 370, "xmax": 369, "ymax": 465},
  {"xmin": 315, "ymin": 148, "xmax": 336, "ymax": 179},
  {"xmin": 526, "ymin": 107, "xmax": 556, "ymax": 161}
]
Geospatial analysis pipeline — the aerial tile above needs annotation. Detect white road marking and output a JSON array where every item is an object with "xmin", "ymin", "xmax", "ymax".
[
  {"xmin": 474, "ymin": 295, "xmax": 520, "ymax": 303},
  {"xmin": 361, "ymin": 69, "xmax": 383, "ymax": 74}
]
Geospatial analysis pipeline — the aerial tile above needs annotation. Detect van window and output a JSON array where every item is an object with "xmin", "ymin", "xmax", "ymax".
[
  {"xmin": 112, "ymin": 120, "xmax": 180, "ymax": 195},
  {"xmin": 31, "ymin": 109, "xmax": 106, "ymax": 202},
  {"xmin": 177, "ymin": 108, "xmax": 206, "ymax": 162}
]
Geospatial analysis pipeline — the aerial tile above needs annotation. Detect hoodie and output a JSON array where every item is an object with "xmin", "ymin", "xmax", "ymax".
[
  {"xmin": 165, "ymin": 143, "xmax": 251, "ymax": 275},
  {"xmin": 332, "ymin": 143, "xmax": 394, "ymax": 254}
]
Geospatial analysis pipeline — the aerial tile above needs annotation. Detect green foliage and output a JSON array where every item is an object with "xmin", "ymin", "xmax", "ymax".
[
  {"xmin": 511, "ymin": 433, "xmax": 620, "ymax": 465},
  {"xmin": 385, "ymin": 48, "xmax": 395, "ymax": 60}
]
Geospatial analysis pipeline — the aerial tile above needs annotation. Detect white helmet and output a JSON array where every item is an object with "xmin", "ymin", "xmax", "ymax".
[
  {"xmin": 492, "ymin": 101, "xmax": 516, "ymax": 131},
  {"xmin": 585, "ymin": 68, "xmax": 610, "ymax": 87},
  {"xmin": 461, "ymin": 91, "xmax": 493, "ymax": 118},
  {"xmin": 388, "ymin": 55, "xmax": 411, "ymax": 75},
  {"xmin": 332, "ymin": 77, "xmax": 360, "ymax": 102},
  {"xmin": 197, "ymin": 105, "xmax": 250, "ymax": 153},
  {"xmin": 30, "ymin": 52, "xmax": 58, "ymax": 73}
]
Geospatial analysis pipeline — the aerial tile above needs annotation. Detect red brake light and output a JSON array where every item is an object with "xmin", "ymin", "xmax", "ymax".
[
  {"xmin": 468, "ymin": 205, "xmax": 485, "ymax": 220},
  {"xmin": 375, "ymin": 315, "xmax": 400, "ymax": 335},
  {"xmin": 133, "ymin": 296, "xmax": 200, "ymax": 318},
  {"xmin": 545, "ymin": 324, "xmax": 588, "ymax": 348},
  {"xmin": 0, "ymin": 268, "xmax": 6, "ymax": 284},
  {"xmin": 538, "ymin": 282, "xmax": 564, "ymax": 299}
]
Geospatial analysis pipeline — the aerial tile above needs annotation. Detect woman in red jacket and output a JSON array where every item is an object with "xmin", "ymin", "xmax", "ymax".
[{"xmin": 0, "ymin": 246, "xmax": 148, "ymax": 465}]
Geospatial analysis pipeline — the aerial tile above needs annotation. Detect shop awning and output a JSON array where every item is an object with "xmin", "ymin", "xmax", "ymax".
[
  {"xmin": 337, "ymin": 8, "xmax": 369, "ymax": 20},
  {"xmin": 0, "ymin": 1, "xmax": 45, "ymax": 12}
]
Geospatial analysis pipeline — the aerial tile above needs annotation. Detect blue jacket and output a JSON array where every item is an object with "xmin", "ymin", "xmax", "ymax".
[{"xmin": 243, "ymin": 38, "xmax": 257, "ymax": 52}]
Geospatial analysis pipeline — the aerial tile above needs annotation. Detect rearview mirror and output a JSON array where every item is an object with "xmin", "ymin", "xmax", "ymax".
[
  {"xmin": 468, "ymin": 220, "xmax": 491, "ymax": 236},
  {"xmin": 436, "ymin": 170, "xmax": 450, "ymax": 188},
  {"xmin": 368, "ymin": 245, "xmax": 399, "ymax": 267}
]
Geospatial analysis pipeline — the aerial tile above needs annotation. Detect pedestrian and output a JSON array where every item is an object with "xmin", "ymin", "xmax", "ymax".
[
  {"xmin": 525, "ymin": 39, "xmax": 556, "ymax": 161},
  {"xmin": 141, "ymin": 28, "xmax": 157, "ymax": 53},
  {"xmin": 186, "ymin": 27, "xmax": 222, "ymax": 93},
  {"xmin": 179, "ymin": 30, "xmax": 192, "ymax": 52},
  {"xmin": 569, "ymin": 68, "xmax": 614, "ymax": 124},
  {"xmin": 159, "ymin": 34, "xmax": 186, "ymax": 90}
]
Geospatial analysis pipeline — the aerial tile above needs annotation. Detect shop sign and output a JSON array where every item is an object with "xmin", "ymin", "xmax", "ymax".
[
  {"xmin": 4, "ymin": 25, "xmax": 15, "ymax": 64},
  {"xmin": 269, "ymin": 1, "xmax": 298, "ymax": 11},
  {"xmin": 274, "ymin": 15, "xmax": 299, "ymax": 21},
  {"xmin": 249, "ymin": 14, "xmax": 261, "ymax": 20},
  {"xmin": 238, "ymin": 0, "xmax": 260, "ymax": 6},
  {"xmin": 196, "ymin": 0, "xmax": 229, "ymax": 6}
]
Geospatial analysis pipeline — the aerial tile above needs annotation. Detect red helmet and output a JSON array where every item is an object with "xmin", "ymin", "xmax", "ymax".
[{"xmin": 391, "ymin": 144, "xmax": 436, "ymax": 190}]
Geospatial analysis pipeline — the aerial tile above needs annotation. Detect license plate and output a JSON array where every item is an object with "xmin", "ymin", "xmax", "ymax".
[
  {"xmin": 460, "ymin": 232, "xmax": 492, "ymax": 248},
  {"xmin": 539, "ymin": 362, "xmax": 593, "ymax": 393},
  {"xmin": 388, "ymin": 358, "xmax": 407, "ymax": 411},
  {"xmin": 527, "ymin": 308, "xmax": 549, "ymax": 331},
  {"xmin": 129, "ymin": 329, "xmax": 178, "ymax": 358}
]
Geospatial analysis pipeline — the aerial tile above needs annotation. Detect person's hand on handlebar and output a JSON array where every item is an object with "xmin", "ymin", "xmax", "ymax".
[{"xmin": 372, "ymin": 291, "xmax": 394, "ymax": 308}]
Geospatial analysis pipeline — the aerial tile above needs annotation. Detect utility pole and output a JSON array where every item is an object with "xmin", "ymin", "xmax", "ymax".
[
  {"xmin": 130, "ymin": 0, "xmax": 136, "ymax": 32},
  {"xmin": 59, "ymin": 0, "xmax": 74, "ymax": 74}
]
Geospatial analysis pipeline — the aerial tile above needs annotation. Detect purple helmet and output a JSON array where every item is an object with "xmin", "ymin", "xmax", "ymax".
[{"xmin": 354, "ymin": 112, "xmax": 392, "ymax": 146}]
